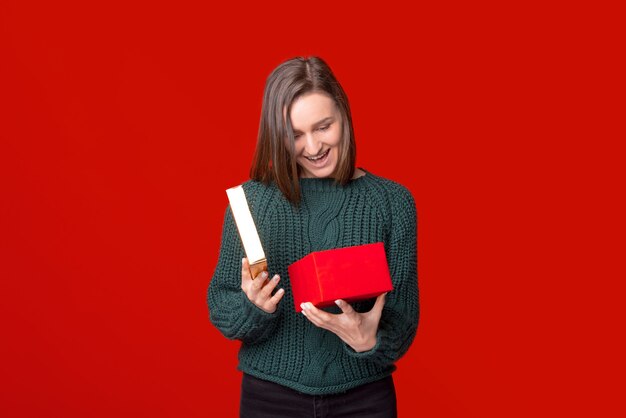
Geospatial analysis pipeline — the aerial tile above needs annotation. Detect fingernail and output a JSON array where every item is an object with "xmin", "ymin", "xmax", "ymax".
[
  {"xmin": 242, "ymin": 258, "xmax": 246, "ymax": 264},
  {"xmin": 300, "ymin": 303, "xmax": 307, "ymax": 311},
  {"xmin": 277, "ymin": 288, "xmax": 284, "ymax": 294},
  {"xmin": 273, "ymin": 275, "xmax": 280, "ymax": 281},
  {"xmin": 261, "ymin": 271, "xmax": 268, "ymax": 278},
  {"xmin": 335, "ymin": 300, "xmax": 342, "ymax": 306}
]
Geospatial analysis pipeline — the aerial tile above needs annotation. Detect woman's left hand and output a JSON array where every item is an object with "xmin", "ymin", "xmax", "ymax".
[{"xmin": 300, "ymin": 293, "xmax": 387, "ymax": 353}]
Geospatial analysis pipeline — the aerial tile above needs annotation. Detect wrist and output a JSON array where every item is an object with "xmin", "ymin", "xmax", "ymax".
[{"xmin": 352, "ymin": 335, "xmax": 377, "ymax": 353}]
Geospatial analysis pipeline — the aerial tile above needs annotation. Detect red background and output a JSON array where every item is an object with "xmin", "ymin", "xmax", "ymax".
[{"xmin": 1, "ymin": 1, "xmax": 623, "ymax": 417}]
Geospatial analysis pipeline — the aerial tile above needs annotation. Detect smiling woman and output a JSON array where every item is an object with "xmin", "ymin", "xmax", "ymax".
[
  {"xmin": 290, "ymin": 93, "xmax": 342, "ymax": 178},
  {"xmin": 249, "ymin": 57, "xmax": 358, "ymax": 204},
  {"xmin": 207, "ymin": 56, "xmax": 419, "ymax": 418}
]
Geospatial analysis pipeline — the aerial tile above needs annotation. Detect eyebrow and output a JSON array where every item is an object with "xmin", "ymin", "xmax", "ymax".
[{"xmin": 292, "ymin": 117, "xmax": 334, "ymax": 133}]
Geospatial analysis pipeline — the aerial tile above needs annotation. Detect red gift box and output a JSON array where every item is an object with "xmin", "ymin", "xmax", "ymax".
[{"xmin": 288, "ymin": 242, "xmax": 394, "ymax": 312}]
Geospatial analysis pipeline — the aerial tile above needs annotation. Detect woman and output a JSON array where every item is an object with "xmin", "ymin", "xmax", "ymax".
[{"xmin": 208, "ymin": 56, "xmax": 419, "ymax": 417}]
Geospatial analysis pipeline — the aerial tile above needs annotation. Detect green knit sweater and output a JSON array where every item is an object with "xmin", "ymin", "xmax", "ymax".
[{"xmin": 207, "ymin": 168, "xmax": 419, "ymax": 395}]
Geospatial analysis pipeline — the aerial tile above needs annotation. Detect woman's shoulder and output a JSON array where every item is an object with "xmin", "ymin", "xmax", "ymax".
[
  {"xmin": 239, "ymin": 178, "xmax": 279, "ymax": 197},
  {"xmin": 237, "ymin": 178, "xmax": 285, "ymax": 221},
  {"xmin": 360, "ymin": 170, "xmax": 417, "ymax": 233},
  {"xmin": 360, "ymin": 169, "xmax": 415, "ymax": 207}
]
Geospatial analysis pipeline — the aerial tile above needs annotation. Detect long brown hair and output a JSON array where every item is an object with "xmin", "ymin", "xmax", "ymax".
[{"xmin": 249, "ymin": 56, "xmax": 356, "ymax": 205}]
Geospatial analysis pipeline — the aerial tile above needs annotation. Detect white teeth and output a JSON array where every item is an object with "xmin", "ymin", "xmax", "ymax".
[{"xmin": 307, "ymin": 150, "xmax": 328, "ymax": 161}]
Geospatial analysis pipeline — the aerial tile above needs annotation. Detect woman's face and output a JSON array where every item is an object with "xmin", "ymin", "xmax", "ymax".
[{"xmin": 288, "ymin": 92, "xmax": 343, "ymax": 179}]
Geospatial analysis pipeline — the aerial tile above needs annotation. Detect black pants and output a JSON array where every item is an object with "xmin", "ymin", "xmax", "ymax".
[{"xmin": 240, "ymin": 373, "xmax": 397, "ymax": 418}]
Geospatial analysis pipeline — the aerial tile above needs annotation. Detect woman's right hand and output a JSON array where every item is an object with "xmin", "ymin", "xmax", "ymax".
[{"xmin": 241, "ymin": 258, "xmax": 285, "ymax": 313}]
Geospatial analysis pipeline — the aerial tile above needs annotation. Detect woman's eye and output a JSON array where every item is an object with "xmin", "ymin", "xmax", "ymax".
[
  {"xmin": 293, "ymin": 133, "xmax": 302, "ymax": 139},
  {"xmin": 318, "ymin": 125, "xmax": 329, "ymax": 131}
]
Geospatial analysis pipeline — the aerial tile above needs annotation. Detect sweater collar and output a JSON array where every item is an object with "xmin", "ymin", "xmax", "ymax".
[{"xmin": 298, "ymin": 167, "xmax": 371, "ymax": 192}]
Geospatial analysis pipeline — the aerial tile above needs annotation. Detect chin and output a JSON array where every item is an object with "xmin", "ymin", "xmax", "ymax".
[
  {"xmin": 314, "ymin": 168, "xmax": 336, "ymax": 178},
  {"xmin": 300, "ymin": 162, "xmax": 338, "ymax": 179}
]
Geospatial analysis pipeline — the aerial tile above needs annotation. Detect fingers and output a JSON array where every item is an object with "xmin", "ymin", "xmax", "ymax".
[
  {"xmin": 252, "ymin": 270, "xmax": 270, "ymax": 290},
  {"xmin": 259, "ymin": 280, "xmax": 284, "ymax": 313},
  {"xmin": 241, "ymin": 257, "xmax": 269, "ymax": 290},
  {"xmin": 300, "ymin": 301, "xmax": 380, "ymax": 352},
  {"xmin": 240, "ymin": 258, "xmax": 284, "ymax": 313},
  {"xmin": 241, "ymin": 258, "xmax": 252, "ymax": 284},
  {"xmin": 268, "ymin": 287, "xmax": 285, "ymax": 306},
  {"xmin": 373, "ymin": 292, "xmax": 387, "ymax": 313},
  {"xmin": 260, "ymin": 274, "xmax": 281, "ymax": 298},
  {"xmin": 300, "ymin": 302, "xmax": 334, "ymax": 328},
  {"xmin": 365, "ymin": 292, "xmax": 387, "ymax": 321},
  {"xmin": 334, "ymin": 299, "xmax": 355, "ymax": 315}
]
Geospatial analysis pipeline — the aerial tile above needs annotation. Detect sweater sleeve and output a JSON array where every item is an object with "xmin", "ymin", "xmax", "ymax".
[
  {"xmin": 207, "ymin": 204, "xmax": 281, "ymax": 345},
  {"xmin": 344, "ymin": 184, "xmax": 419, "ymax": 366}
]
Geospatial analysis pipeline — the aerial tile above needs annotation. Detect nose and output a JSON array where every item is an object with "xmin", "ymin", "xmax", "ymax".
[{"xmin": 304, "ymin": 133, "xmax": 322, "ymax": 156}]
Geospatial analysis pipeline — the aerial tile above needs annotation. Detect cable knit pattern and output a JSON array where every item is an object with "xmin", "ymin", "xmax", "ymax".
[{"xmin": 207, "ymin": 168, "xmax": 419, "ymax": 395}]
